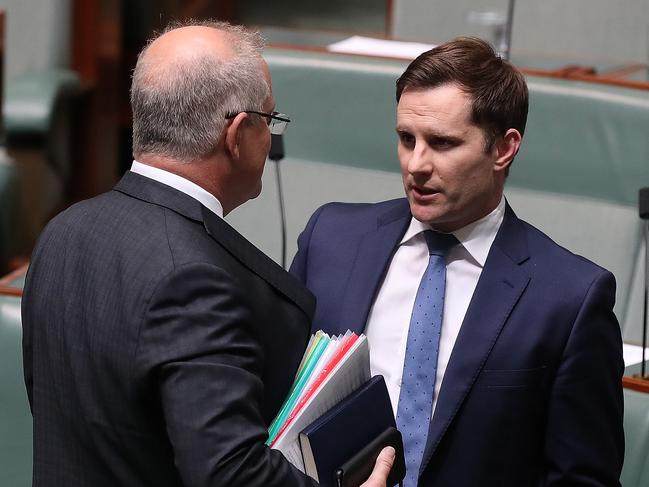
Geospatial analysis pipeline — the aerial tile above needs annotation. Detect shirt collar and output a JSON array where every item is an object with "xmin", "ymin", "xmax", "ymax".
[
  {"xmin": 130, "ymin": 160, "xmax": 224, "ymax": 218},
  {"xmin": 400, "ymin": 197, "xmax": 505, "ymax": 267}
]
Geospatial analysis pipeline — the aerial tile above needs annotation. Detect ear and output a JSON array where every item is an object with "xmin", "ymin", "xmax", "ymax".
[
  {"xmin": 493, "ymin": 128, "xmax": 522, "ymax": 173},
  {"xmin": 224, "ymin": 112, "xmax": 249, "ymax": 160}
]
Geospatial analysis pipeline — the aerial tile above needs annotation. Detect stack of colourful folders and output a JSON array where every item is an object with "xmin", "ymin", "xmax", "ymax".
[{"xmin": 267, "ymin": 330, "xmax": 370, "ymax": 472}]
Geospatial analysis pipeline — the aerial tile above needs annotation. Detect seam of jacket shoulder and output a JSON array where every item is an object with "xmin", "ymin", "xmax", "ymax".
[
  {"xmin": 162, "ymin": 207, "xmax": 176, "ymax": 269},
  {"xmin": 131, "ymin": 262, "xmax": 241, "ymax": 378},
  {"xmin": 303, "ymin": 204, "xmax": 329, "ymax": 282},
  {"xmin": 130, "ymin": 255, "xmax": 183, "ymax": 385}
]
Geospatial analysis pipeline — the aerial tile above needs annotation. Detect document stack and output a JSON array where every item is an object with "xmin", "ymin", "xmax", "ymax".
[{"xmin": 267, "ymin": 330, "xmax": 371, "ymax": 472}]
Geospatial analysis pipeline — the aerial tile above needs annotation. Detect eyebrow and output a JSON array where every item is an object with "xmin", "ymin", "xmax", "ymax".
[{"xmin": 396, "ymin": 126, "xmax": 463, "ymax": 139}]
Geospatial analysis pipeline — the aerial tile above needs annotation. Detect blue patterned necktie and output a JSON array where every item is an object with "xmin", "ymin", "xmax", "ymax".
[{"xmin": 396, "ymin": 230, "xmax": 457, "ymax": 486}]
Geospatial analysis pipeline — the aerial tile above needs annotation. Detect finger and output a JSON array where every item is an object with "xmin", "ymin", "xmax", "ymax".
[{"xmin": 360, "ymin": 446, "xmax": 396, "ymax": 487}]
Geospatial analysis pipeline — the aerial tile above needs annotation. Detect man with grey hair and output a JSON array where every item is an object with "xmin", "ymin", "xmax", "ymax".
[{"xmin": 22, "ymin": 21, "xmax": 393, "ymax": 487}]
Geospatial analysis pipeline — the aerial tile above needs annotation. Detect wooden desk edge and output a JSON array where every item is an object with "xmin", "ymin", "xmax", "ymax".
[
  {"xmin": 0, "ymin": 262, "xmax": 28, "ymax": 296},
  {"xmin": 623, "ymin": 375, "xmax": 649, "ymax": 394}
]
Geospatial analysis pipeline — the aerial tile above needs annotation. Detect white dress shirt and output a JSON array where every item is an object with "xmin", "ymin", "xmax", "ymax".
[
  {"xmin": 130, "ymin": 160, "xmax": 224, "ymax": 218},
  {"xmin": 365, "ymin": 197, "xmax": 505, "ymax": 417}
]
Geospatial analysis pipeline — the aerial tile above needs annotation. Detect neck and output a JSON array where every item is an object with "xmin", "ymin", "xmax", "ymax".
[{"xmin": 135, "ymin": 153, "xmax": 232, "ymax": 212}]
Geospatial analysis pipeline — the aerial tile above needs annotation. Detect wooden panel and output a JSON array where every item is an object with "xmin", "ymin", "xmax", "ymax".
[
  {"xmin": 72, "ymin": 0, "xmax": 99, "ymax": 83},
  {"xmin": 385, "ymin": 0, "xmax": 395, "ymax": 35},
  {"xmin": 69, "ymin": 0, "xmax": 122, "ymax": 201},
  {"xmin": 0, "ymin": 10, "xmax": 5, "ymax": 134}
]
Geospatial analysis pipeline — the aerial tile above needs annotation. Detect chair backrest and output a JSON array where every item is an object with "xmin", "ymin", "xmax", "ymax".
[
  {"xmin": 0, "ymin": 291, "xmax": 32, "ymax": 486},
  {"xmin": 621, "ymin": 387, "xmax": 649, "ymax": 487}
]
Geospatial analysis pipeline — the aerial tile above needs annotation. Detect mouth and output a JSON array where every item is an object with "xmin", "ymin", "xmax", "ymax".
[{"xmin": 411, "ymin": 185, "xmax": 441, "ymax": 201}]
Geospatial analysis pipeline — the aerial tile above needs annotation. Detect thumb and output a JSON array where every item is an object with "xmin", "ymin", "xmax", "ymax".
[{"xmin": 361, "ymin": 446, "xmax": 396, "ymax": 487}]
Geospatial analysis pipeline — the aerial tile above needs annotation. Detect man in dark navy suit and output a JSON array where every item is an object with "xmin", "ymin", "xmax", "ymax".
[
  {"xmin": 22, "ymin": 21, "xmax": 393, "ymax": 487},
  {"xmin": 291, "ymin": 38, "xmax": 624, "ymax": 486}
]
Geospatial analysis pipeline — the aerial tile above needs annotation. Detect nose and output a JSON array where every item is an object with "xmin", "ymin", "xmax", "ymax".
[{"xmin": 407, "ymin": 143, "xmax": 434, "ymax": 177}]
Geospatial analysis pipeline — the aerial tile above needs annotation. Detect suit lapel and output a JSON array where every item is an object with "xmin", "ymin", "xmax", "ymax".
[
  {"xmin": 339, "ymin": 200, "xmax": 411, "ymax": 335},
  {"xmin": 419, "ymin": 205, "xmax": 531, "ymax": 474},
  {"xmin": 114, "ymin": 171, "xmax": 315, "ymax": 320}
]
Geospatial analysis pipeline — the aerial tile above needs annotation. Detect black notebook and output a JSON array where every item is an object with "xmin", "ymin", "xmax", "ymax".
[{"xmin": 298, "ymin": 375, "xmax": 403, "ymax": 487}]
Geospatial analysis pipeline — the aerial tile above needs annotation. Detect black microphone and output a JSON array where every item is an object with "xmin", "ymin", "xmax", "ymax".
[
  {"xmin": 269, "ymin": 134, "xmax": 287, "ymax": 269},
  {"xmin": 640, "ymin": 187, "xmax": 649, "ymax": 220},
  {"xmin": 639, "ymin": 188, "xmax": 649, "ymax": 379},
  {"xmin": 269, "ymin": 134, "xmax": 285, "ymax": 162}
]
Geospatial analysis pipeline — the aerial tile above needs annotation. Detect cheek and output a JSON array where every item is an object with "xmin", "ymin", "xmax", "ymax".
[
  {"xmin": 399, "ymin": 161, "xmax": 409, "ymax": 181},
  {"xmin": 446, "ymin": 159, "xmax": 492, "ymax": 201}
]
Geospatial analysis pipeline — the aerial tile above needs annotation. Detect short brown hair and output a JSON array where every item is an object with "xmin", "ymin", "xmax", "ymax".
[{"xmin": 396, "ymin": 37, "xmax": 528, "ymax": 151}]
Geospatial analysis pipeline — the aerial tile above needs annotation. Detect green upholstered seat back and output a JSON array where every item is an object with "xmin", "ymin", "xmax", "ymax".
[
  {"xmin": 512, "ymin": 79, "xmax": 649, "ymax": 206},
  {"xmin": 621, "ymin": 388, "xmax": 649, "ymax": 487},
  {"xmin": 265, "ymin": 49, "xmax": 405, "ymax": 172},
  {"xmin": 0, "ymin": 159, "xmax": 18, "ymax": 272},
  {"xmin": 264, "ymin": 49, "xmax": 649, "ymax": 203},
  {"xmin": 0, "ymin": 293, "xmax": 32, "ymax": 486}
]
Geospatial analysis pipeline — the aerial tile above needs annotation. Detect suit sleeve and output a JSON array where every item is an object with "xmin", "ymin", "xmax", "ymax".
[
  {"xmin": 136, "ymin": 263, "xmax": 317, "ymax": 487},
  {"xmin": 21, "ymin": 268, "xmax": 34, "ymax": 412},
  {"xmin": 544, "ymin": 269, "xmax": 624, "ymax": 486}
]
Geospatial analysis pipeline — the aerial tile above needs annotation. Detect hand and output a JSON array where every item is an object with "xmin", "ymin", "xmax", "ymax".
[{"xmin": 360, "ymin": 446, "xmax": 396, "ymax": 487}]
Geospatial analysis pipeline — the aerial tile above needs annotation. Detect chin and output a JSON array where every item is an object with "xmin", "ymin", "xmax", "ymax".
[
  {"xmin": 412, "ymin": 211, "xmax": 440, "ymax": 226},
  {"xmin": 408, "ymin": 199, "xmax": 440, "ymax": 225}
]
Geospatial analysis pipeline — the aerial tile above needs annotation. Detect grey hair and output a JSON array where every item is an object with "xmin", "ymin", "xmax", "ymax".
[{"xmin": 131, "ymin": 20, "xmax": 269, "ymax": 161}]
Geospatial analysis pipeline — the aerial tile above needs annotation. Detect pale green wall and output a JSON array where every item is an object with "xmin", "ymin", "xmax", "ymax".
[
  {"xmin": 393, "ymin": 0, "xmax": 649, "ymax": 64},
  {"xmin": 0, "ymin": 0, "xmax": 70, "ymax": 80}
]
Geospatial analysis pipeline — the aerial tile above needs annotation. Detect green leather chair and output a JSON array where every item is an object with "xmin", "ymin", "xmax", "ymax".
[
  {"xmin": 3, "ymin": 68, "xmax": 81, "ymax": 258},
  {"xmin": 0, "ymin": 157, "xmax": 17, "ymax": 272},
  {"xmin": 621, "ymin": 388, "xmax": 649, "ymax": 487},
  {"xmin": 0, "ymin": 291, "xmax": 32, "ymax": 486}
]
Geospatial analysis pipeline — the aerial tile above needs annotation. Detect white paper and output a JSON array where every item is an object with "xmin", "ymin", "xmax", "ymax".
[
  {"xmin": 273, "ymin": 336, "xmax": 371, "ymax": 468},
  {"xmin": 328, "ymin": 35, "xmax": 435, "ymax": 60},
  {"xmin": 623, "ymin": 343, "xmax": 649, "ymax": 367},
  {"xmin": 283, "ymin": 439, "xmax": 307, "ymax": 473}
]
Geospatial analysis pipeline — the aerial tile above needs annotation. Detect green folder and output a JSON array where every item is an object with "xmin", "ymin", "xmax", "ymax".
[{"xmin": 266, "ymin": 333, "xmax": 331, "ymax": 444}]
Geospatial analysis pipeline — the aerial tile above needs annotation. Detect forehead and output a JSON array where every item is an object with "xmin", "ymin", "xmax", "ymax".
[{"xmin": 396, "ymin": 83, "xmax": 474, "ymax": 131}]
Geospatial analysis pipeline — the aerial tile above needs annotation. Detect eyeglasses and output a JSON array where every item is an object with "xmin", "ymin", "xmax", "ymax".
[{"xmin": 225, "ymin": 111, "xmax": 291, "ymax": 135}]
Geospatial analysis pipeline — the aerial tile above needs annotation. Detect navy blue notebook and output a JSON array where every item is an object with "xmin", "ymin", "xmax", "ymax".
[{"xmin": 298, "ymin": 375, "xmax": 397, "ymax": 487}]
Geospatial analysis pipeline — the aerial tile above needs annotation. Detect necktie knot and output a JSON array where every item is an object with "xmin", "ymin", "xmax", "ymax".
[{"xmin": 423, "ymin": 230, "xmax": 458, "ymax": 256}]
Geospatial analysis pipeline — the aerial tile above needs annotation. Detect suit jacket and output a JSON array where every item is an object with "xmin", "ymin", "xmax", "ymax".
[
  {"xmin": 290, "ymin": 198, "xmax": 624, "ymax": 487},
  {"xmin": 22, "ymin": 171, "xmax": 318, "ymax": 487}
]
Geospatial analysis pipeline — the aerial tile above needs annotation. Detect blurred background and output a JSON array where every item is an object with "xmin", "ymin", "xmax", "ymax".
[
  {"xmin": 1, "ymin": 2, "xmax": 649, "ymax": 487},
  {"xmin": 0, "ymin": 0, "xmax": 647, "ymax": 272}
]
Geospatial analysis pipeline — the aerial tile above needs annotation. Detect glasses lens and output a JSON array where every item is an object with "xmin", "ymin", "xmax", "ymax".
[{"xmin": 270, "ymin": 120, "xmax": 288, "ymax": 135}]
